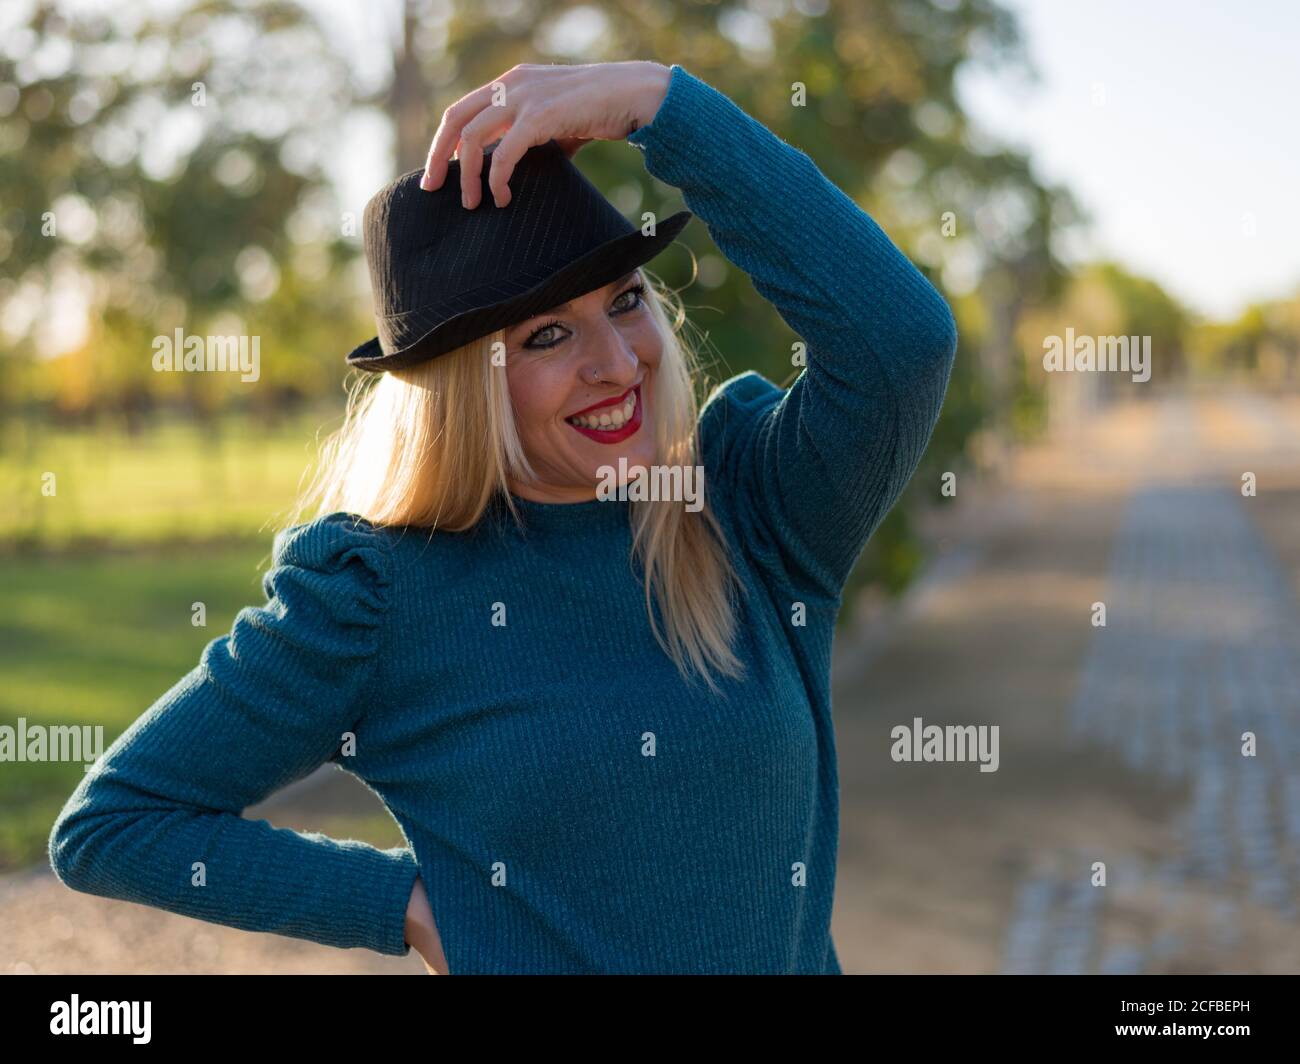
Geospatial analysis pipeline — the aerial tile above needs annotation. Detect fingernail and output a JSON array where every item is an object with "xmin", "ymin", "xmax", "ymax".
[
  {"xmin": 462, "ymin": 191, "xmax": 469, "ymax": 208},
  {"xmin": 419, "ymin": 172, "xmax": 432, "ymax": 190}
]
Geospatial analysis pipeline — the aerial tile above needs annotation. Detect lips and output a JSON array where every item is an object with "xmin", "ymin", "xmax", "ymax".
[
  {"xmin": 567, "ymin": 385, "xmax": 636, "ymax": 419},
  {"xmin": 565, "ymin": 384, "xmax": 643, "ymax": 443}
]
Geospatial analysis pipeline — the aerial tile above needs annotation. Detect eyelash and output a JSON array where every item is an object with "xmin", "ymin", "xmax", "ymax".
[{"xmin": 523, "ymin": 281, "xmax": 647, "ymax": 350}]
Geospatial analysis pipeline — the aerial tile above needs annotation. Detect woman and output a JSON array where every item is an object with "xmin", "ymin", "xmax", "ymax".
[{"xmin": 48, "ymin": 61, "xmax": 957, "ymax": 975}]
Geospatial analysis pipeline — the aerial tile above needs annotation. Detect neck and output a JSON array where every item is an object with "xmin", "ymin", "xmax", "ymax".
[{"xmin": 506, "ymin": 479, "xmax": 599, "ymax": 505}]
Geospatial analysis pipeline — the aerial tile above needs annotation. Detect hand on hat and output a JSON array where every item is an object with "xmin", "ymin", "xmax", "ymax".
[{"xmin": 419, "ymin": 61, "xmax": 671, "ymax": 210}]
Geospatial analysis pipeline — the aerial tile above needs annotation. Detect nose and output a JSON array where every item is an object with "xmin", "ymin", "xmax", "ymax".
[{"xmin": 579, "ymin": 319, "xmax": 641, "ymax": 387}]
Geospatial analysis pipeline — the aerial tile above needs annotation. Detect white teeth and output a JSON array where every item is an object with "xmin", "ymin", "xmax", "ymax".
[{"xmin": 568, "ymin": 389, "xmax": 638, "ymax": 430}]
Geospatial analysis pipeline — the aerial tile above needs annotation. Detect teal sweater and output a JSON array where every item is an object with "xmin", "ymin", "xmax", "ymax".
[{"xmin": 48, "ymin": 64, "xmax": 957, "ymax": 974}]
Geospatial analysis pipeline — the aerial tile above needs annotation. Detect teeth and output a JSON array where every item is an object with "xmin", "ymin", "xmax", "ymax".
[{"xmin": 569, "ymin": 389, "xmax": 637, "ymax": 430}]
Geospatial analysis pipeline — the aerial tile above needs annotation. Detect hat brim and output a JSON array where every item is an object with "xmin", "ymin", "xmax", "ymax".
[{"xmin": 346, "ymin": 209, "xmax": 692, "ymax": 373}]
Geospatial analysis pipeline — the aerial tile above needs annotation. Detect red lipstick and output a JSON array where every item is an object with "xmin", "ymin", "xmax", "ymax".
[
  {"xmin": 567, "ymin": 386, "xmax": 636, "ymax": 418},
  {"xmin": 565, "ymin": 384, "xmax": 643, "ymax": 444}
]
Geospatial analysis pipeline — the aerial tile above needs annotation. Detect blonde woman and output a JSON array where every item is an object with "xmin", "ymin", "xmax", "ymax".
[{"xmin": 49, "ymin": 60, "xmax": 957, "ymax": 975}]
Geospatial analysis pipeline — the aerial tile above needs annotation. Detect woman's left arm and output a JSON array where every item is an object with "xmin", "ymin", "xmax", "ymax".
[{"xmin": 628, "ymin": 66, "xmax": 959, "ymax": 601}]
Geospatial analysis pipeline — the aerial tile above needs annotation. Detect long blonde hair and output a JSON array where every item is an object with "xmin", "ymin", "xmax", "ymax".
[{"xmin": 280, "ymin": 269, "xmax": 748, "ymax": 695}]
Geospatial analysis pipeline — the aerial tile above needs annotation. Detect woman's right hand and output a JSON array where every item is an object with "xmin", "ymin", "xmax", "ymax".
[
  {"xmin": 405, "ymin": 876, "xmax": 449, "ymax": 974},
  {"xmin": 419, "ymin": 60, "xmax": 671, "ymax": 207}
]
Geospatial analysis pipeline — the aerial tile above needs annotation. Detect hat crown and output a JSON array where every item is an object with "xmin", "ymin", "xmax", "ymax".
[{"xmin": 361, "ymin": 140, "xmax": 636, "ymax": 323}]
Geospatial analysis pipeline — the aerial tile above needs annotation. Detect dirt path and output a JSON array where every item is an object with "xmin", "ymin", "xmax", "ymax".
[
  {"xmin": 830, "ymin": 390, "xmax": 1300, "ymax": 973},
  {"xmin": 6, "ymin": 390, "xmax": 1299, "ymax": 974}
]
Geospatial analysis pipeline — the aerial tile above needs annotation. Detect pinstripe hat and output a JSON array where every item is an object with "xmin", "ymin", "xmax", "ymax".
[{"xmin": 347, "ymin": 138, "xmax": 692, "ymax": 372}]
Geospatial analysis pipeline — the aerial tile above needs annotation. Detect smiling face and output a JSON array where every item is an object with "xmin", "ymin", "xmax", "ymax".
[{"xmin": 503, "ymin": 269, "xmax": 662, "ymax": 503}]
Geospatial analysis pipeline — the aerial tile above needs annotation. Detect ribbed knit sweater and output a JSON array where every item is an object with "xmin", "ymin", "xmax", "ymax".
[{"xmin": 48, "ymin": 64, "xmax": 957, "ymax": 974}]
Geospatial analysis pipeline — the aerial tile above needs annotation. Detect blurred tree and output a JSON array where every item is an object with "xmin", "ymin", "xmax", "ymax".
[
  {"xmin": 389, "ymin": 0, "xmax": 433, "ymax": 174},
  {"xmin": 0, "ymin": 0, "xmax": 362, "ymax": 423},
  {"xmin": 1015, "ymin": 260, "xmax": 1190, "ymax": 435},
  {"xmin": 1188, "ymin": 291, "xmax": 1300, "ymax": 385}
]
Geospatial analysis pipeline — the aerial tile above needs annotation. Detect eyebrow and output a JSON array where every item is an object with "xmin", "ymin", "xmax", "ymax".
[{"xmin": 514, "ymin": 270, "xmax": 640, "ymax": 326}]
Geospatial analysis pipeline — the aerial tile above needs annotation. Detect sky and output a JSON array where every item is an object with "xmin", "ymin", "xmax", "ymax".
[{"xmin": 956, "ymin": 0, "xmax": 1300, "ymax": 319}]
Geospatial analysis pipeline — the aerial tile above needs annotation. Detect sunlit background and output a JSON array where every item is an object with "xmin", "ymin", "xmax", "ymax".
[{"xmin": 3, "ymin": 0, "xmax": 1298, "ymax": 974}]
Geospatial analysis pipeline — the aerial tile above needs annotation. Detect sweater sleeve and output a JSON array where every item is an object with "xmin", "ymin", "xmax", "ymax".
[
  {"xmin": 46, "ymin": 512, "xmax": 420, "ymax": 958},
  {"xmin": 628, "ymin": 65, "xmax": 959, "ymax": 601}
]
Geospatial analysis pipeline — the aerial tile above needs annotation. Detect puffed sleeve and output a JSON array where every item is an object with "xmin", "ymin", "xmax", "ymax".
[{"xmin": 47, "ymin": 512, "xmax": 420, "ymax": 958}]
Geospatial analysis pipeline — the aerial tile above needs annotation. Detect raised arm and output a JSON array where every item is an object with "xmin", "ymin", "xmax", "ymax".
[
  {"xmin": 628, "ymin": 65, "xmax": 959, "ymax": 601},
  {"xmin": 47, "ymin": 513, "xmax": 420, "ymax": 957}
]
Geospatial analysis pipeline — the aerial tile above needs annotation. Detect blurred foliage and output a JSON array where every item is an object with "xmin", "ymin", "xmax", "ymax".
[
  {"xmin": 1188, "ymin": 290, "xmax": 1300, "ymax": 385},
  {"xmin": 0, "ymin": 0, "xmax": 364, "ymax": 421},
  {"xmin": 1013, "ymin": 260, "xmax": 1193, "ymax": 440}
]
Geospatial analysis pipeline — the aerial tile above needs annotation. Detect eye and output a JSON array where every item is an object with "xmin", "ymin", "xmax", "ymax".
[
  {"xmin": 523, "ymin": 318, "xmax": 565, "ymax": 350},
  {"xmin": 612, "ymin": 280, "xmax": 646, "ymax": 313},
  {"xmin": 521, "ymin": 281, "xmax": 647, "ymax": 350}
]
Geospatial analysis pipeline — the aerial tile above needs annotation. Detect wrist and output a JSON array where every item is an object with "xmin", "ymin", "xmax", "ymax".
[
  {"xmin": 630, "ymin": 61, "xmax": 671, "ymax": 132},
  {"xmin": 404, "ymin": 877, "xmax": 428, "ymax": 934}
]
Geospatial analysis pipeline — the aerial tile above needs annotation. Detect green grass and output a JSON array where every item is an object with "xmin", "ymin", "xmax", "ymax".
[
  {"xmin": 0, "ymin": 412, "xmax": 346, "ymax": 869},
  {"xmin": 0, "ymin": 545, "xmax": 277, "ymax": 870},
  {"xmin": 0, "ymin": 412, "xmax": 332, "ymax": 547}
]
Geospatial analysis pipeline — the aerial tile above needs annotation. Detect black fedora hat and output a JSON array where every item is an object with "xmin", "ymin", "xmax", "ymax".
[{"xmin": 347, "ymin": 138, "xmax": 692, "ymax": 372}]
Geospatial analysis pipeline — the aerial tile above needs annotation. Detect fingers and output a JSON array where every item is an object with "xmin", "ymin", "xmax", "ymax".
[
  {"xmin": 456, "ymin": 111, "xmax": 512, "ymax": 210},
  {"xmin": 486, "ymin": 118, "xmax": 546, "ymax": 209},
  {"xmin": 419, "ymin": 81, "xmax": 497, "ymax": 194},
  {"xmin": 425, "ymin": 105, "xmax": 513, "ymax": 209}
]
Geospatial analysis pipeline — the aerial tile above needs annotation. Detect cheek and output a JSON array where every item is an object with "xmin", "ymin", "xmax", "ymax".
[
  {"xmin": 507, "ymin": 363, "xmax": 570, "ymax": 435},
  {"xmin": 629, "ymin": 318, "xmax": 664, "ymax": 361}
]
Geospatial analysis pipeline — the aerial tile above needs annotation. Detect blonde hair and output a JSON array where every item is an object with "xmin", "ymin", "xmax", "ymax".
[{"xmin": 280, "ymin": 270, "xmax": 748, "ymax": 695}]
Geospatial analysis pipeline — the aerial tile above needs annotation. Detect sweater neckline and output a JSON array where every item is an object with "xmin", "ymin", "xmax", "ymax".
[{"xmin": 491, "ymin": 491, "xmax": 632, "ymax": 533}]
